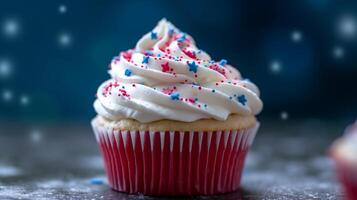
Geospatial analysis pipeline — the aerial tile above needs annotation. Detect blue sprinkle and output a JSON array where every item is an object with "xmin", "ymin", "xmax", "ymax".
[
  {"xmin": 212, "ymin": 89, "xmax": 216, "ymax": 93},
  {"xmin": 204, "ymin": 104, "xmax": 207, "ymax": 108},
  {"xmin": 150, "ymin": 31, "xmax": 158, "ymax": 40},
  {"xmin": 238, "ymin": 95, "xmax": 247, "ymax": 106},
  {"xmin": 124, "ymin": 69, "xmax": 132, "ymax": 77},
  {"xmin": 142, "ymin": 56, "xmax": 149, "ymax": 64},
  {"xmin": 209, "ymin": 60, "xmax": 215, "ymax": 64},
  {"xmin": 177, "ymin": 35, "xmax": 186, "ymax": 42},
  {"xmin": 168, "ymin": 29, "xmax": 174, "ymax": 36},
  {"xmin": 170, "ymin": 93, "xmax": 180, "ymax": 100},
  {"xmin": 187, "ymin": 61, "xmax": 198, "ymax": 73},
  {"xmin": 195, "ymin": 98, "xmax": 198, "ymax": 101},
  {"xmin": 90, "ymin": 178, "xmax": 104, "ymax": 185},
  {"xmin": 229, "ymin": 96, "xmax": 233, "ymax": 100},
  {"xmin": 219, "ymin": 59, "xmax": 227, "ymax": 66}
]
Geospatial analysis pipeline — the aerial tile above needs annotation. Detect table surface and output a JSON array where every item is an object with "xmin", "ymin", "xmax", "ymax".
[{"xmin": 0, "ymin": 120, "xmax": 346, "ymax": 200}]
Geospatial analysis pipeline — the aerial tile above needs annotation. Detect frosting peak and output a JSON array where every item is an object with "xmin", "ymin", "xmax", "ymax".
[{"xmin": 94, "ymin": 18, "xmax": 263, "ymax": 123}]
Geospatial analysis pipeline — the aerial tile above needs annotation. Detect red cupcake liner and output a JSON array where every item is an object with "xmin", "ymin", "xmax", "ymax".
[
  {"xmin": 332, "ymin": 156, "xmax": 357, "ymax": 200},
  {"xmin": 92, "ymin": 121, "xmax": 259, "ymax": 196}
]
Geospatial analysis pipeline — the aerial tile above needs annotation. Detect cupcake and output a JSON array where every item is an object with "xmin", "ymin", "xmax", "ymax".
[
  {"xmin": 330, "ymin": 121, "xmax": 357, "ymax": 200},
  {"xmin": 92, "ymin": 18, "xmax": 263, "ymax": 195}
]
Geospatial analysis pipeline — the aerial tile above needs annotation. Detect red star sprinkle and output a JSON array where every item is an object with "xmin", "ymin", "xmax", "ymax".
[{"xmin": 161, "ymin": 62, "xmax": 170, "ymax": 72}]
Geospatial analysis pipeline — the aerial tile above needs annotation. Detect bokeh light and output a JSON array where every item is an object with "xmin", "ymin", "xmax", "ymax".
[
  {"xmin": 269, "ymin": 60, "xmax": 282, "ymax": 74},
  {"xmin": 2, "ymin": 89, "xmax": 13, "ymax": 102},
  {"xmin": 29, "ymin": 129, "xmax": 42, "ymax": 143},
  {"xmin": 333, "ymin": 46, "xmax": 345, "ymax": 59},
  {"xmin": 58, "ymin": 4, "xmax": 67, "ymax": 14},
  {"xmin": 280, "ymin": 111, "xmax": 289, "ymax": 120},
  {"xmin": 0, "ymin": 59, "xmax": 13, "ymax": 79},
  {"xmin": 338, "ymin": 15, "xmax": 356, "ymax": 39},
  {"xmin": 58, "ymin": 32, "xmax": 72, "ymax": 47},
  {"xmin": 19, "ymin": 95, "xmax": 30, "ymax": 106},
  {"xmin": 291, "ymin": 30, "xmax": 303, "ymax": 43},
  {"xmin": 2, "ymin": 18, "xmax": 19, "ymax": 38}
]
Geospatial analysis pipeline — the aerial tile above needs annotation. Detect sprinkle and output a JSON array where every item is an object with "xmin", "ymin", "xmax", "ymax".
[
  {"xmin": 145, "ymin": 50, "xmax": 153, "ymax": 56},
  {"xmin": 170, "ymin": 92, "xmax": 180, "ymax": 100},
  {"xmin": 142, "ymin": 56, "xmax": 149, "ymax": 64},
  {"xmin": 229, "ymin": 96, "xmax": 233, "ymax": 100},
  {"xmin": 168, "ymin": 29, "xmax": 174, "ymax": 36},
  {"xmin": 124, "ymin": 69, "xmax": 132, "ymax": 76},
  {"xmin": 187, "ymin": 61, "xmax": 198, "ymax": 73},
  {"xmin": 177, "ymin": 35, "xmax": 186, "ymax": 42},
  {"xmin": 90, "ymin": 178, "xmax": 104, "ymax": 185},
  {"xmin": 183, "ymin": 49, "xmax": 197, "ymax": 59},
  {"xmin": 188, "ymin": 98, "xmax": 195, "ymax": 103},
  {"xmin": 121, "ymin": 51, "xmax": 132, "ymax": 61},
  {"xmin": 238, "ymin": 95, "xmax": 247, "ymax": 106},
  {"xmin": 151, "ymin": 31, "xmax": 158, "ymax": 40},
  {"xmin": 219, "ymin": 59, "xmax": 227, "ymax": 66},
  {"xmin": 161, "ymin": 62, "xmax": 170, "ymax": 72},
  {"xmin": 204, "ymin": 104, "xmax": 207, "ymax": 108},
  {"xmin": 212, "ymin": 89, "xmax": 216, "ymax": 93}
]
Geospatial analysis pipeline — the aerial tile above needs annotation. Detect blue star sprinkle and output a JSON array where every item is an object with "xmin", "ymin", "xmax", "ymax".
[
  {"xmin": 177, "ymin": 35, "xmax": 186, "ymax": 42},
  {"xmin": 168, "ymin": 29, "xmax": 174, "ymax": 36},
  {"xmin": 170, "ymin": 92, "xmax": 180, "ymax": 100},
  {"xmin": 150, "ymin": 31, "xmax": 158, "ymax": 40},
  {"xmin": 219, "ymin": 59, "xmax": 227, "ymax": 66},
  {"xmin": 187, "ymin": 61, "xmax": 198, "ymax": 73},
  {"xmin": 238, "ymin": 95, "xmax": 247, "ymax": 106},
  {"xmin": 124, "ymin": 69, "xmax": 132, "ymax": 77},
  {"xmin": 142, "ymin": 56, "xmax": 149, "ymax": 64}
]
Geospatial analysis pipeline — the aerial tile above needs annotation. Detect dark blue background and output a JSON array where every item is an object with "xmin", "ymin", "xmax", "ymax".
[{"xmin": 1, "ymin": 0, "xmax": 356, "ymax": 122}]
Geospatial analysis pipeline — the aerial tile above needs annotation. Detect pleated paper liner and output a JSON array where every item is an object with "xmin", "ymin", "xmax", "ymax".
[
  {"xmin": 92, "ymin": 120, "xmax": 259, "ymax": 196},
  {"xmin": 331, "ymin": 155, "xmax": 357, "ymax": 200}
]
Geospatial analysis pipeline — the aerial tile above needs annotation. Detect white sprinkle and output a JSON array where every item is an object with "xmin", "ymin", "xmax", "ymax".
[
  {"xmin": 270, "ymin": 60, "xmax": 282, "ymax": 74},
  {"xmin": 280, "ymin": 111, "xmax": 289, "ymax": 120},
  {"xmin": 291, "ymin": 30, "xmax": 302, "ymax": 42},
  {"xmin": 333, "ymin": 46, "xmax": 344, "ymax": 59},
  {"xmin": 2, "ymin": 18, "xmax": 19, "ymax": 38},
  {"xmin": 58, "ymin": 4, "xmax": 67, "ymax": 14}
]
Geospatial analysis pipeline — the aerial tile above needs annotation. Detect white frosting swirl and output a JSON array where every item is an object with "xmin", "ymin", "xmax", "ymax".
[{"xmin": 94, "ymin": 19, "xmax": 263, "ymax": 123}]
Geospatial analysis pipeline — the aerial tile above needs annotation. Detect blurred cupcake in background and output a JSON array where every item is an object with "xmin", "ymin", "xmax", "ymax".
[{"xmin": 330, "ymin": 121, "xmax": 357, "ymax": 200}]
